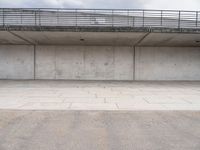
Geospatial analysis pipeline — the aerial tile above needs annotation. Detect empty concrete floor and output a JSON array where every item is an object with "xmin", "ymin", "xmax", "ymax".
[
  {"xmin": 0, "ymin": 111, "xmax": 200, "ymax": 150},
  {"xmin": 0, "ymin": 80, "xmax": 200, "ymax": 110}
]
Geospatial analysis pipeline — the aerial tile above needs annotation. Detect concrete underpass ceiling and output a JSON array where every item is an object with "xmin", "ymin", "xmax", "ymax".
[
  {"xmin": 2, "ymin": 31, "xmax": 147, "ymax": 46},
  {"xmin": 0, "ymin": 31, "xmax": 30, "ymax": 44},
  {"xmin": 138, "ymin": 33, "xmax": 200, "ymax": 47},
  {"xmin": 0, "ymin": 31, "xmax": 200, "ymax": 47}
]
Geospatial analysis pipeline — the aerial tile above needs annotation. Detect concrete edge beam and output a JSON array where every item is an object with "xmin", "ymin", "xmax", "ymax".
[{"xmin": 1, "ymin": 26, "xmax": 200, "ymax": 34}]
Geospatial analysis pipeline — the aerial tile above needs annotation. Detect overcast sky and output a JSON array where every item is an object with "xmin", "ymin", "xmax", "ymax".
[{"xmin": 0, "ymin": 0, "xmax": 200, "ymax": 11}]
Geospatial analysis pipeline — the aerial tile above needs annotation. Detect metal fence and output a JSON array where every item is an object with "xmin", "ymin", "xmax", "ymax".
[{"xmin": 0, "ymin": 8, "xmax": 200, "ymax": 28}]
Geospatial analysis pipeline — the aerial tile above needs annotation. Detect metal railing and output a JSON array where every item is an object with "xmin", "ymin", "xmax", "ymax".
[{"xmin": 0, "ymin": 8, "xmax": 200, "ymax": 29}]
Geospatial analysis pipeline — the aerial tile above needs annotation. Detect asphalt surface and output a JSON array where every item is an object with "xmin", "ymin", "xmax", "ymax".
[{"xmin": 0, "ymin": 111, "xmax": 200, "ymax": 150}]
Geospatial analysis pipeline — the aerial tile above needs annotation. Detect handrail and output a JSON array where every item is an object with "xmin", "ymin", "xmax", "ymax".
[{"xmin": 0, "ymin": 8, "xmax": 199, "ymax": 29}]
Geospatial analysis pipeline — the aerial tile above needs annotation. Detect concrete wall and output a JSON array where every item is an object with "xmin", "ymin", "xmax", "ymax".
[
  {"xmin": 0, "ymin": 45, "xmax": 34, "ymax": 79},
  {"xmin": 35, "ymin": 46, "xmax": 134, "ymax": 80},
  {"xmin": 0, "ymin": 45, "xmax": 199, "ymax": 80},
  {"xmin": 135, "ymin": 47, "xmax": 200, "ymax": 80}
]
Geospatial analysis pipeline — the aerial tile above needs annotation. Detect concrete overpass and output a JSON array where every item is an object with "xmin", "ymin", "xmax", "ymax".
[{"xmin": 0, "ymin": 8, "xmax": 200, "ymax": 80}]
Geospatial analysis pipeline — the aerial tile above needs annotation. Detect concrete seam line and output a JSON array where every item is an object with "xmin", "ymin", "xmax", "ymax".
[
  {"xmin": 54, "ymin": 47, "xmax": 57, "ymax": 79},
  {"xmin": 34, "ymin": 45, "xmax": 36, "ymax": 80},
  {"xmin": 134, "ymin": 32, "xmax": 151, "ymax": 46},
  {"xmin": 133, "ymin": 46, "xmax": 136, "ymax": 81},
  {"xmin": 7, "ymin": 31, "xmax": 36, "ymax": 45}
]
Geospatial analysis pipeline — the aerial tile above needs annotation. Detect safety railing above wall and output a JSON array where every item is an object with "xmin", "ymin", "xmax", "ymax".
[{"xmin": 0, "ymin": 8, "xmax": 199, "ymax": 29}]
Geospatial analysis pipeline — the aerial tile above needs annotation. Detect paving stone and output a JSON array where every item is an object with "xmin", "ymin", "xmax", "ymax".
[
  {"xmin": 117, "ymin": 103, "xmax": 166, "ymax": 110},
  {"xmin": 162, "ymin": 104, "xmax": 200, "ymax": 110},
  {"xmin": 20, "ymin": 102, "xmax": 71, "ymax": 110},
  {"xmin": 105, "ymin": 96, "xmax": 147, "ymax": 104},
  {"xmin": 181, "ymin": 96, "xmax": 200, "ymax": 104},
  {"xmin": 22, "ymin": 97, "xmax": 65, "ymax": 103},
  {"xmin": 70, "ymin": 103, "xmax": 118, "ymax": 110},
  {"xmin": 145, "ymin": 96, "xmax": 188, "ymax": 104},
  {"xmin": 63, "ymin": 97, "xmax": 104, "ymax": 103},
  {"xmin": 0, "ymin": 81, "xmax": 200, "ymax": 110}
]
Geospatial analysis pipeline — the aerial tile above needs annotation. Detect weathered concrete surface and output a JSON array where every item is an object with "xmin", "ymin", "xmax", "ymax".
[
  {"xmin": 0, "ymin": 31, "xmax": 29, "ymax": 44},
  {"xmin": 139, "ymin": 33, "xmax": 200, "ymax": 47},
  {"xmin": 36, "ymin": 46, "xmax": 200, "ymax": 80},
  {"xmin": 135, "ymin": 47, "xmax": 200, "ymax": 80},
  {"xmin": 0, "ymin": 30, "xmax": 200, "ymax": 47},
  {"xmin": 1, "ymin": 26, "xmax": 200, "ymax": 33},
  {"xmin": 0, "ymin": 111, "xmax": 200, "ymax": 150},
  {"xmin": 0, "ymin": 45, "xmax": 34, "ymax": 79},
  {"xmin": 11, "ymin": 31, "xmax": 147, "ymax": 46},
  {"xmin": 36, "ymin": 46, "xmax": 134, "ymax": 80},
  {"xmin": 0, "ymin": 45, "xmax": 200, "ymax": 80}
]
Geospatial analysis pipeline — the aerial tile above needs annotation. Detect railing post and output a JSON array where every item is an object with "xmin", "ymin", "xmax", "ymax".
[
  {"xmin": 132, "ymin": 10, "xmax": 135, "ymax": 27},
  {"xmin": 56, "ymin": 9, "xmax": 59, "ymax": 26},
  {"xmin": 39, "ymin": 8, "xmax": 41, "ymax": 26},
  {"xmin": 112, "ymin": 9, "xmax": 114, "ymax": 27},
  {"xmin": 34, "ymin": 10, "xmax": 37, "ymax": 26},
  {"xmin": 161, "ymin": 10, "xmax": 163, "ymax": 27},
  {"xmin": 127, "ymin": 10, "xmax": 129, "ymax": 27},
  {"xmin": 20, "ymin": 10, "xmax": 22, "ymax": 25},
  {"xmin": 75, "ymin": 9, "xmax": 77, "ymax": 27},
  {"xmin": 2, "ymin": 8, "xmax": 4, "ymax": 26},
  {"xmin": 178, "ymin": 11, "xmax": 181, "ymax": 28},
  {"xmin": 142, "ymin": 10, "xmax": 144, "ymax": 27},
  {"xmin": 196, "ymin": 11, "xmax": 198, "ymax": 28}
]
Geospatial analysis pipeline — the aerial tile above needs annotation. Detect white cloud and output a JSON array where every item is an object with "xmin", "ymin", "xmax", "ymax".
[{"xmin": 0, "ymin": 0, "xmax": 199, "ymax": 10}]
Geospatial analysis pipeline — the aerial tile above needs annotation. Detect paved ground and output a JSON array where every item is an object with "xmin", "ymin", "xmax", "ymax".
[
  {"xmin": 0, "ymin": 110, "xmax": 200, "ymax": 150},
  {"xmin": 0, "ymin": 80, "xmax": 200, "ymax": 110}
]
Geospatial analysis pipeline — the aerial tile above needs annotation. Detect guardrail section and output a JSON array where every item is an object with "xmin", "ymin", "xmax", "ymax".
[{"xmin": 0, "ymin": 8, "xmax": 199, "ymax": 28}]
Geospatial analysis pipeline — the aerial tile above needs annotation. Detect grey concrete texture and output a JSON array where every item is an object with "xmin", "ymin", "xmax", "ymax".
[
  {"xmin": 135, "ymin": 47, "xmax": 200, "ymax": 80},
  {"xmin": 0, "ymin": 45, "xmax": 200, "ymax": 80},
  {"xmin": 0, "ymin": 31, "xmax": 29, "ymax": 45},
  {"xmin": 0, "ymin": 111, "xmax": 200, "ymax": 150},
  {"xmin": 138, "ymin": 33, "xmax": 200, "ymax": 47},
  {"xmin": 0, "ymin": 30, "xmax": 200, "ymax": 47},
  {"xmin": 1, "ymin": 26, "xmax": 200, "ymax": 33},
  {"xmin": 0, "ymin": 45, "xmax": 34, "ymax": 79},
  {"xmin": 36, "ymin": 46, "xmax": 200, "ymax": 80},
  {"xmin": 36, "ymin": 46, "xmax": 134, "ymax": 80},
  {"xmin": 11, "ymin": 31, "xmax": 147, "ymax": 46},
  {"xmin": 1, "ymin": 80, "xmax": 200, "ymax": 110}
]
